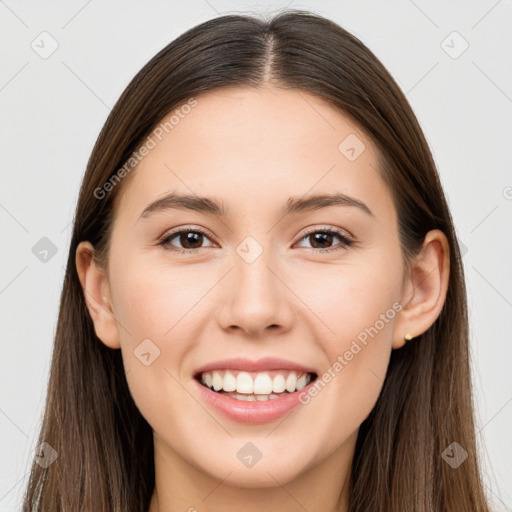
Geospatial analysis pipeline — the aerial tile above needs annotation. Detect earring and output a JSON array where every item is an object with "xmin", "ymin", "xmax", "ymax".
[{"xmin": 404, "ymin": 333, "xmax": 414, "ymax": 341}]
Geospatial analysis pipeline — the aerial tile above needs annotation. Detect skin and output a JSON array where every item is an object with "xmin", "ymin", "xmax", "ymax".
[{"xmin": 76, "ymin": 85, "xmax": 450, "ymax": 512}]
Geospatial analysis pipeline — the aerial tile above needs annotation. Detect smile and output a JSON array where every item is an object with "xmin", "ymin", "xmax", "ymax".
[
  {"xmin": 196, "ymin": 369, "xmax": 315, "ymax": 401},
  {"xmin": 192, "ymin": 357, "xmax": 319, "ymax": 424}
]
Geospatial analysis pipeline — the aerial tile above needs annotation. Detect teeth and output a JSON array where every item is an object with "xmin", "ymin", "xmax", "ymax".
[
  {"xmin": 212, "ymin": 371, "xmax": 223, "ymax": 391},
  {"xmin": 253, "ymin": 373, "xmax": 273, "ymax": 394},
  {"xmin": 223, "ymin": 371, "xmax": 236, "ymax": 392},
  {"xmin": 236, "ymin": 372, "xmax": 254, "ymax": 394},
  {"xmin": 223, "ymin": 392, "xmax": 282, "ymax": 401},
  {"xmin": 200, "ymin": 370, "xmax": 312, "ymax": 395},
  {"xmin": 285, "ymin": 371, "xmax": 297, "ymax": 392},
  {"xmin": 272, "ymin": 374, "xmax": 286, "ymax": 393},
  {"xmin": 296, "ymin": 373, "xmax": 308, "ymax": 391}
]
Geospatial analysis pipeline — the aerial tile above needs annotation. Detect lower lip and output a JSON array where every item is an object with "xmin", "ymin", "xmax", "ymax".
[{"xmin": 193, "ymin": 377, "xmax": 316, "ymax": 425}]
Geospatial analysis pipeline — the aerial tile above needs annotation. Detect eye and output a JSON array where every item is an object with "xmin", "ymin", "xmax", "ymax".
[
  {"xmin": 158, "ymin": 228, "xmax": 216, "ymax": 253},
  {"xmin": 295, "ymin": 227, "xmax": 354, "ymax": 253},
  {"xmin": 158, "ymin": 226, "xmax": 354, "ymax": 254}
]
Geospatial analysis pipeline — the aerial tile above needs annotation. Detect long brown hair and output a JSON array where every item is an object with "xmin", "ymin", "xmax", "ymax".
[{"xmin": 23, "ymin": 9, "xmax": 491, "ymax": 511}]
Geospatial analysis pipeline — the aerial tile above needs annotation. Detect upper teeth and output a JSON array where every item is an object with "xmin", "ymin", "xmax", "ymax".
[{"xmin": 200, "ymin": 370, "xmax": 311, "ymax": 394}]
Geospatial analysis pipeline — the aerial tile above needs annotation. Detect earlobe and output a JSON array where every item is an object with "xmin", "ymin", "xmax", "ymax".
[
  {"xmin": 75, "ymin": 241, "xmax": 121, "ymax": 349},
  {"xmin": 392, "ymin": 229, "xmax": 450, "ymax": 349}
]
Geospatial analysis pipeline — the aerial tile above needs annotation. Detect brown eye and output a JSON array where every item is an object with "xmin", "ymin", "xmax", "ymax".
[
  {"xmin": 308, "ymin": 232, "xmax": 335, "ymax": 249},
  {"xmin": 177, "ymin": 231, "xmax": 204, "ymax": 249},
  {"xmin": 159, "ymin": 227, "xmax": 354, "ymax": 255},
  {"xmin": 296, "ymin": 228, "xmax": 354, "ymax": 252},
  {"xmin": 159, "ymin": 228, "xmax": 215, "ymax": 253}
]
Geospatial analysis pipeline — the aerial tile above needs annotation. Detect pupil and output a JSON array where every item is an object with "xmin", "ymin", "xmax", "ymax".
[
  {"xmin": 311, "ymin": 233, "xmax": 332, "ymax": 249},
  {"xmin": 181, "ymin": 232, "xmax": 202, "ymax": 249}
]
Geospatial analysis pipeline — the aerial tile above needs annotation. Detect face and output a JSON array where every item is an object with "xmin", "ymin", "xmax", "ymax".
[{"xmin": 95, "ymin": 85, "xmax": 407, "ymax": 487}]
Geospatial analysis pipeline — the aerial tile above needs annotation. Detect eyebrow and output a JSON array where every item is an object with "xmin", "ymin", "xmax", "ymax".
[{"xmin": 138, "ymin": 191, "xmax": 373, "ymax": 220}]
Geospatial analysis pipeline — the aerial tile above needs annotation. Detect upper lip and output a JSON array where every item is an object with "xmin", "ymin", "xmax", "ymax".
[{"xmin": 194, "ymin": 357, "xmax": 318, "ymax": 376}]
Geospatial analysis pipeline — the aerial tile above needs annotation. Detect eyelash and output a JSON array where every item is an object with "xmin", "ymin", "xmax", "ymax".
[{"xmin": 158, "ymin": 226, "xmax": 355, "ymax": 254}]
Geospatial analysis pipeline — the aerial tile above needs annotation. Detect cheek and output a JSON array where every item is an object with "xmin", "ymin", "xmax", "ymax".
[
  {"xmin": 292, "ymin": 252, "xmax": 402, "ymax": 348},
  {"xmin": 110, "ymin": 263, "xmax": 203, "ymax": 434},
  {"xmin": 294, "ymin": 251, "xmax": 402, "ymax": 416},
  {"xmin": 111, "ymin": 257, "xmax": 208, "ymax": 344}
]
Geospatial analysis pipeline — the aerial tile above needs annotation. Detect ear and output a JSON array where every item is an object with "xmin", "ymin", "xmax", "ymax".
[
  {"xmin": 392, "ymin": 229, "xmax": 450, "ymax": 349},
  {"xmin": 75, "ymin": 241, "xmax": 121, "ymax": 349}
]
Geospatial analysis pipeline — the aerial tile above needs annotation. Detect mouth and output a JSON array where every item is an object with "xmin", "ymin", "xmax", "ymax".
[
  {"xmin": 192, "ymin": 357, "xmax": 320, "ymax": 424},
  {"xmin": 194, "ymin": 369, "xmax": 319, "ymax": 402}
]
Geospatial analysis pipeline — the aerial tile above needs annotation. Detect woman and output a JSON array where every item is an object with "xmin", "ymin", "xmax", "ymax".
[{"xmin": 23, "ymin": 9, "xmax": 491, "ymax": 511}]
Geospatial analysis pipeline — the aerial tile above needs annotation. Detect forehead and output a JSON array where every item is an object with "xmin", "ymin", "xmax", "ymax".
[{"xmin": 115, "ymin": 85, "xmax": 393, "ymax": 223}]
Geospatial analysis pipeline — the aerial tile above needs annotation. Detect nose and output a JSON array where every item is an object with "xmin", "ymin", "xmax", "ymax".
[{"xmin": 216, "ymin": 251, "xmax": 294, "ymax": 337}]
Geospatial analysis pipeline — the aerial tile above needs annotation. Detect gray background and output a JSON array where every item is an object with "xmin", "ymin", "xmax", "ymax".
[{"xmin": 1, "ymin": 0, "xmax": 511, "ymax": 509}]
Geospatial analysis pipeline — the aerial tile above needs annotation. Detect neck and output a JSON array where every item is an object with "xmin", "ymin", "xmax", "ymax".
[{"xmin": 148, "ymin": 431, "xmax": 356, "ymax": 512}]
